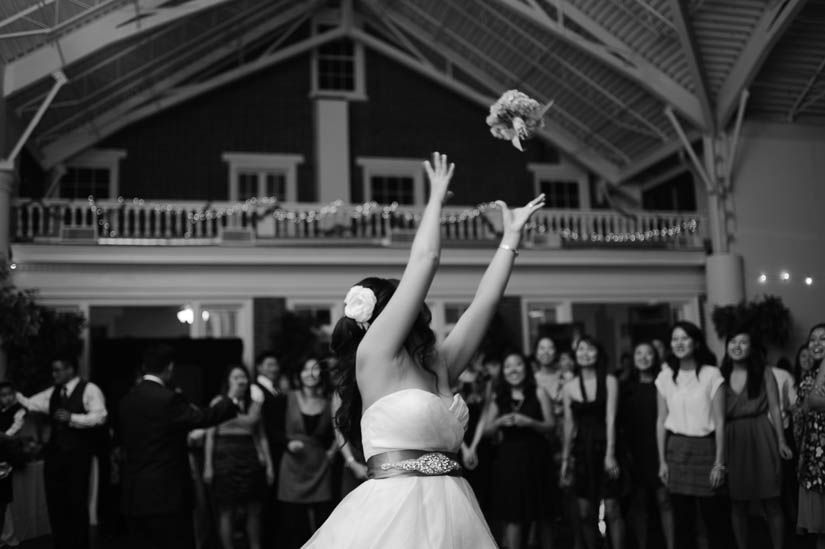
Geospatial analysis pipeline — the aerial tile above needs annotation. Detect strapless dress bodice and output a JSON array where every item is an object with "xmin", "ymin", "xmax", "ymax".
[{"xmin": 361, "ymin": 388, "xmax": 469, "ymax": 461}]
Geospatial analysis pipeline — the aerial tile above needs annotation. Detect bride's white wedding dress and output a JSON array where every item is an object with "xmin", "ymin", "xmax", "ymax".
[{"xmin": 302, "ymin": 388, "xmax": 497, "ymax": 548}]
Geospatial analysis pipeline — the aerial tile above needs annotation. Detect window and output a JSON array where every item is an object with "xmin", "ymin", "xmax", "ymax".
[
  {"xmin": 222, "ymin": 153, "xmax": 303, "ymax": 202},
  {"xmin": 357, "ymin": 157, "xmax": 425, "ymax": 205},
  {"xmin": 370, "ymin": 176, "xmax": 415, "ymax": 205},
  {"xmin": 540, "ymin": 180, "xmax": 580, "ymax": 209},
  {"xmin": 311, "ymin": 19, "xmax": 365, "ymax": 99},
  {"xmin": 59, "ymin": 167, "xmax": 110, "ymax": 199},
  {"xmin": 238, "ymin": 171, "xmax": 287, "ymax": 201},
  {"xmin": 287, "ymin": 301, "xmax": 340, "ymax": 349},
  {"xmin": 528, "ymin": 162, "xmax": 589, "ymax": 210},
  {"xmin": 57, "ymin": 149, "xmax": 126, "ymax": 199},
  {"xmin": 200, "ymin": 306, "xmax": 239, "ymax": 338},
  {"xmin": 525, "ymin": 302, "xmax": 559, "ymax": 348}
]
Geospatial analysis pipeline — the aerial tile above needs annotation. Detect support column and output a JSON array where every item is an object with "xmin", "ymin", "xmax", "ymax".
[
  {"xmin": 0, "ymin": 170, "xmax": 12, "ymax": 261},
  {"xmin": 705, "ymin": 252, "xmax": 745, "ymax": 356},
  {"xmin": 0, "ymin": 170, "xmax": 14, "ymax": 380},
  {"xmin": 315, "ymin": 99, "xmax": 350, "ymax": 203}
]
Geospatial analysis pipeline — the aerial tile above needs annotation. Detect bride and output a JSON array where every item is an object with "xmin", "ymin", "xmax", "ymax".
[{"xmin": 303, "ymin": 152, "xmax": 545, "ymax": 548}]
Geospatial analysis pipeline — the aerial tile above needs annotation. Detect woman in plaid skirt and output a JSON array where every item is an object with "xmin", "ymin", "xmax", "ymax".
[{"xmin": 655, "ymin": 321, "xmax": 732, "ymax": 549}]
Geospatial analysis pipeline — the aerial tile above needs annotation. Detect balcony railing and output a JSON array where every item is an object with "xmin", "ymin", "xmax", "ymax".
[{"xmin": 11, "ymin": 198, "xmax": 706, "ymax": 249}]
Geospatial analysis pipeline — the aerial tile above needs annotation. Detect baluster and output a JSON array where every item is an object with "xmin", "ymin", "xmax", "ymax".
[
  {"xmin": 162, "ymin": 209, "xmax": 170, "ymax": 238},
  {"xmin": 32, "ymin": 204, "xmax": 42, "ymax": 238},
  {"xmin": 14, "ymin": 204, "xmax": 22, "ymax": 239}
]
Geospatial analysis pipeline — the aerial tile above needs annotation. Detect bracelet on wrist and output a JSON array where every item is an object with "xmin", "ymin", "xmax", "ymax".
[{"xmin": 498, "ymin": 244, "xmax": 519, "ymax": 256}]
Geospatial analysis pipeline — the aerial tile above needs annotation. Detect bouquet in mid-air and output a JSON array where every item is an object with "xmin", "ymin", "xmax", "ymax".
[{"xmin": 486, "ymin": 90, "xmax": 553, "ymax": 151}]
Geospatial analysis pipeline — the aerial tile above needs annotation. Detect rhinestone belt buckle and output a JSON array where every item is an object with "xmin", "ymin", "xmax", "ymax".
[{"xmin": 380, "ymin": 452, "xmax": 461, "ymax": 475}]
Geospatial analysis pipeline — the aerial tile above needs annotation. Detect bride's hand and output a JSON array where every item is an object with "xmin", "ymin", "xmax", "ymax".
[
  {"xmin": 423, "ymin": 152, "xmax": 455, "ymax": 203},
  {"xmin": 496, "ymin": 194, "xmax": 545, "ymax": 237}
]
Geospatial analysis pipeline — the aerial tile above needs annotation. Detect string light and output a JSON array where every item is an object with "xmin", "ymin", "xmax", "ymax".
[
  {"xmin": 756, "ymin": 271, "xmax": 817, "ymax": 287},
  {"xmin": 82, "ymin": 196, "xmax": 698, "ymax": 244},
  {"xmin": 556, "ymin": 219, "xmax": 698, "ymax": 243}
]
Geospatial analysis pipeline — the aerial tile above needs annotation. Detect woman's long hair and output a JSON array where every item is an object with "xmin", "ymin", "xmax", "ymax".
[
  {"xmin": 720, "ymin": 330, "xmax": 766, "ymax": 399},
  {"xmin": 531, "ymin": 336, "xmax": 557, "ymax": 372},
  {"xmin": 794, "ymin": 343, "xmax": 812, "ymax": 384},
  {"xmin": 630, "ymin": 340, "xmax": 662, "ymax": 381},
  {"xmin": 574, "ymin": 335, "xmax": 609, "ymax": 375},
  {"xmin": 495, "ymin": 351, "xmax": 537, "ymax": 412},
  {"xmin": 808, "ymin": 323, "xmax": 825, "ymax": 373},
  {"xmin": 666, "ymin": 321, "xmax": 717, "ymax": 382},
  {"xmin": 220, "ymin": 364, "xmax": 252, "ymax": 411},
  {"xmin": 330, "ymin": 277, "xmax": 437, "ymax": 445},
  {"xmin": 573, "ymin": 335, "xmax": 609, "ymax": 401},
  {"xmin": 291, "ymin": 354, "xmax": 332, "ymax": 398}
]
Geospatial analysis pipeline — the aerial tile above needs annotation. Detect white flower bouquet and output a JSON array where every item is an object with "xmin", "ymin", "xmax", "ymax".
[{"xmin": 486, "ymin": 90, "xmax": 553, "ymax": 151}]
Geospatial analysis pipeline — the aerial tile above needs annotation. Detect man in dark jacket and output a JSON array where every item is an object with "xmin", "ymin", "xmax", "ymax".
[{"xmin": 119, "ymin": 345, "xmax": 237, "ymax": 549}]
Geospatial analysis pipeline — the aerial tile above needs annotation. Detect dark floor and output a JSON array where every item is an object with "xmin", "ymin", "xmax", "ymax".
[{"xmin": 15, "ymin": 525, "xmax": 819, "ymax": 549}]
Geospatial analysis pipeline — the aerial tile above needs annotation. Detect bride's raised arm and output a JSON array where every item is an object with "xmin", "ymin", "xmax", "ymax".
[
  {"xmin": 357, "ymin": 152, "xmax": 454, "ymax": 371},
  {"xmin": 438, "ymin": 193, "xmax": 545, "ymax": 384}
]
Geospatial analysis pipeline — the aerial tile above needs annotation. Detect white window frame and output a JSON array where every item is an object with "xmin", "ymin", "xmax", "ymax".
[
  {"xmin": 55, "ymin": 148, "xmax": 127, "ymax": 199},
  {"xmin": 528, "ymin": 161, "xmax": 590, "ymax": 210},
  {"xmin": 222, "ymin": 152, "xmax": 303, "ymax": 202},
  {"xmin": 310, "ymin": 14, "xmax": 366, "ymax": 101},
  {"xmin": 357, "ymin": 157, "xmax": 425, "ymax": 206}
]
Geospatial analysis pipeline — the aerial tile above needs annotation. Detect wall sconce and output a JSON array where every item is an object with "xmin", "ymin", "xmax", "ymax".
[{"xmin": 177, "ymin": 305, "xmax": 194, "ymax": 325}]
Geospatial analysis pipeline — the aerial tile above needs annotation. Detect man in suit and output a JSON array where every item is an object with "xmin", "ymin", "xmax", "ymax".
[
  {"xmin": 253, "ymin": 351, "xmax": 288, "ymax": 546},
  {"xmin": 119, "ymin": 344, "xmax": 237, "ymax": 549},
  {"xmin": 16, "ymin": 356, "xmax": 106, "ymax": 549}
]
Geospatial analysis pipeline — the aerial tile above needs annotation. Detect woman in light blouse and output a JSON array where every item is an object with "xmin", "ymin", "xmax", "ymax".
[{"xmin": 655, "ymin": 321, "xmax": 731, "ymax": 549}]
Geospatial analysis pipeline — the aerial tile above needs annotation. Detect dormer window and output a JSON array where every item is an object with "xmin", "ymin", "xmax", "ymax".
[{"xmin": 311, "ymin": 18, "xmax": 366, "ymax": 100}]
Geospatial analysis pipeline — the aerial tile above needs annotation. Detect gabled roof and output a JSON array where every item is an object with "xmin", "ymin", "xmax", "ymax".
[{"xmin": 1, "ymin": 0, "xmax": 823, "ymax": 183}]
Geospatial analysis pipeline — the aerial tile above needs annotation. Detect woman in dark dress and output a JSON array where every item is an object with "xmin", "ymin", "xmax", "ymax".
[
  {"xmin": 486, "ymin": 351, "xmax": 555, "ymax": 549},
  {"xmin": 204, "ymin": 365, "xmax": 274, "ymax": 549},
  {"xmin": 721, "ymin": 330, "xmax": 792, "ymax": 549},
  {"xmin": 621, "ymin": 341, "xmax": 673, "ymax": 549},
  {"xmin": 278, "ymin": 356, "xmax": 336, "ymax": 542},
  {"xmin": 562, "ymin": 336, "xmax": 626, "ymax": 549}
]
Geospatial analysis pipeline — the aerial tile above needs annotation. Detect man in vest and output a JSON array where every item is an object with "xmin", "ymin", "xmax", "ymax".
[
  {"xmin": 16, "ymin": 356, "xmax": 107, "ymax": 549},
  {"xmin": 253, "ymin": 351, "xmax": 287, "ymax": 546}
]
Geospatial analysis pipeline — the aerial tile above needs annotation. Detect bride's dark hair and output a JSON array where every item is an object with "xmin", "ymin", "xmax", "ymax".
[{"xmin": 330, "ymin": 277, "xmax": 436, "ymax": 446}]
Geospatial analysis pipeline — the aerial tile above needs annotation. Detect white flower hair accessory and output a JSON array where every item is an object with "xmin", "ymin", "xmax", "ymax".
[{"xmin": 344, "ymin": 285, "xmax": 377, "ymax": 330}]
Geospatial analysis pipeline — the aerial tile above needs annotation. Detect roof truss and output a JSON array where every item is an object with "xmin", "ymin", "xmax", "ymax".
[
  {"xmin": 39, "ymin": 1, "xmax": 331, "ymax": 168},
  {"xmin": 493, "ymin": 0, "xmax": 707, "ymax": 130},
  {"xmin": 716, "ymin": 0, "xmax": 810, "ymax": 129},
  {"xmin": 3, "ymin": 0, "xmax": 236, "ymax": 97},
  {"xmin": 362, "ymin": 0, "xmax": 624, "ymax": 180},
  {"xmin": 664, "ymin": 0, "xmax": 713, "ymax": 131}
]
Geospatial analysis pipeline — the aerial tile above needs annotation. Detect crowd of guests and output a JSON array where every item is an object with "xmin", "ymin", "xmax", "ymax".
[
  {"xmin": 455, "ymin": 322, "xmax": 825, "ymax": 549},
  {"xmin": 0, "ymin": 320, "xmax": 823, "ymax": 549}
]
